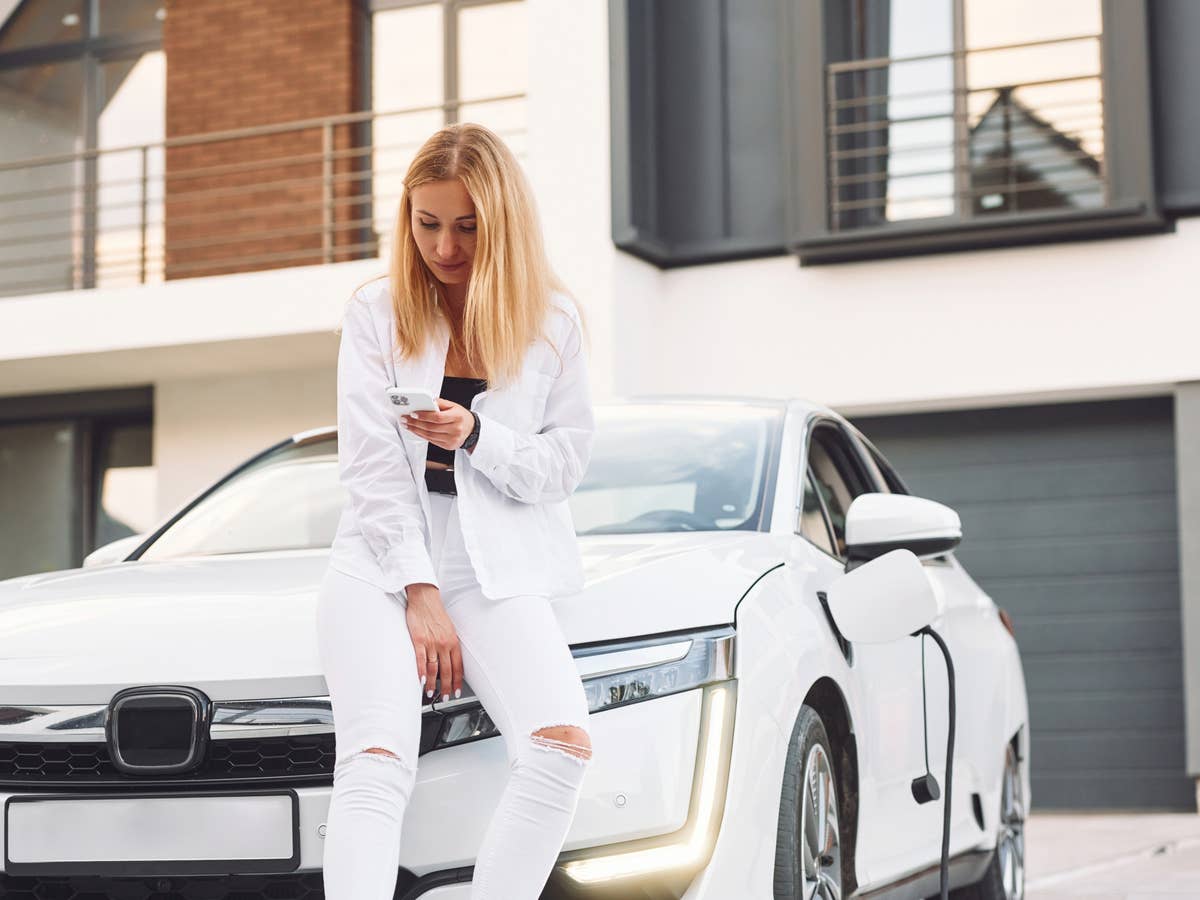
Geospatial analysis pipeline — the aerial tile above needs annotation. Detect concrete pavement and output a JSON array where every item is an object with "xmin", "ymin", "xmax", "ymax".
[{"xmin": 1026, "ymin": 812, "xmax": 1200, "ymax": 899}]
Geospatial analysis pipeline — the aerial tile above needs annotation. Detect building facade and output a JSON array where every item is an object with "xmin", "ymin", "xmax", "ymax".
[{"xmin": 1, "ymin": 0, "xmax": 1198, "ymax": 811}]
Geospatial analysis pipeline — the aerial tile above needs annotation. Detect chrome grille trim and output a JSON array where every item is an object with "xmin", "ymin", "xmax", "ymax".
[{"xmin": 0, "ymin": 697, "xmax": 336, "ymax": 742}]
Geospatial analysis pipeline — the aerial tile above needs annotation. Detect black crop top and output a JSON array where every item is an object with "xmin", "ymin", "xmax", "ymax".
[{"xmin": 424, "ymin": 374, "xmax": 487, "ymax": 494}]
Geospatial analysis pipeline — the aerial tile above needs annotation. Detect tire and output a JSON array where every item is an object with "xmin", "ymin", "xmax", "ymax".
[
  {"xmin": 948, "ymin": 742, "xmax": 1026, "ymax": 900},
  {"xmin": 774, "ymin": 705, "xmax": 844, "ymax": 900}
]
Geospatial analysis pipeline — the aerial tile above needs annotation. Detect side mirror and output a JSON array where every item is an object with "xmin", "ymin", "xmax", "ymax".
[
  {"xmin": 83, "ymin": 533, "xmax": 145, "ymax": 568},
  {"xmin": 844, "ymin": 492, "xmax": 961, "ymax": 565},
  {"xmin": 823, "ymin": 548, "xmax": 939, "ymax": 643}
]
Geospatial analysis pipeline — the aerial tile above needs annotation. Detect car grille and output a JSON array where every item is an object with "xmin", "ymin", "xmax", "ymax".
[{"xmin": 0, "ymin": 734, "xmax": 336, "ymax": 788}]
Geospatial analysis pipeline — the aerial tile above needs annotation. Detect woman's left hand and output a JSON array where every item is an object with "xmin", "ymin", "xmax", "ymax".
[{"xmin": 403, "ymin": 398, "xmax": 474, "ymax": 452}]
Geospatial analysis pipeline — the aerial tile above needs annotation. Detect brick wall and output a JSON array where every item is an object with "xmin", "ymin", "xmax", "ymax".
[{"xmin": 163, "ymin": 0, "xmax": 373, "ymax": 279}]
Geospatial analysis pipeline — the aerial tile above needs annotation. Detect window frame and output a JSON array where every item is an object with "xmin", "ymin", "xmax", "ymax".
[
  {"xmin": 781, "ymin": 0, "xmax": 1165, "ymax": 265},
  {"xmin": 797, "ymin": 463, "xmax": 838, "ymax": 559},
  {"xmin": 797, "ymin": 414, "xmax": 878, "ymax": 562},
  {"xmin": 0, "ymin": 386, "xmax": 153, "ymax": 573},
  {"xmin": 369, "ymin": 0, "xmax": 522, "ymax": 126},
  {"xmin": 0, "ymin": 3, "xmax": 163, "ymax": 291},
  {"xmin": 846, "ymin": 424, "xmax": 911, "ymax": 496}
]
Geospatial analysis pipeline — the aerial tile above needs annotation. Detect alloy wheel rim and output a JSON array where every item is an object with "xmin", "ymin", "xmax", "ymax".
[
  {"xmin": 800, "ymin": 742, "xmax": 842, "ymax": 900},
  {"xmin": 998, "ymin": 744, "xmax": 1026, "ymax": 900}
]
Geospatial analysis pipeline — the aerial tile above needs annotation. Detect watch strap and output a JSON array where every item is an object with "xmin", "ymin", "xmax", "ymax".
[{"xmin": 461, "ymin": 410, "xmax": 481, "ymax": 450}]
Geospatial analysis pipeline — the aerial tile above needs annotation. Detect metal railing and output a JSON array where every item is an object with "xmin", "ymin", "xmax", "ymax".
[
  {"xmin": 0, "ymin": 93, "xmax": 526, "ymax": 298},
  {"xmin": 824, "ymin": 33, "xmax": 1107, "ymax": 233}
]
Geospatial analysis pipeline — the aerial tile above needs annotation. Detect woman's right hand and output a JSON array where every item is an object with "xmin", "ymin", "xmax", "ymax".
[{"xmin": 404, "ymin": 583, "xmax": 463, "ymax": 703}]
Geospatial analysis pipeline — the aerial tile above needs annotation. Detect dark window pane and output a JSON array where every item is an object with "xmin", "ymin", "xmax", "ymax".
[
  {"xmin": 0, "ymin": 421, "xmax": 77, "ymax": 579},
  {"xmin": 806, "ymin": 426, "xmax": 872, "ymax": 558}
]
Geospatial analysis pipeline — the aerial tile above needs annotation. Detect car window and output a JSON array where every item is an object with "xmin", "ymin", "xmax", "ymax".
[
  {"xmin": 864, "ymin": 440, "xmax": 908, "ymax": 494},
  {"xmin": 572, "ymin": 404, "xmax": 783, "ymax": 534},
  {"xmin": 806, "ymin": 423, "xmax": 874, "ymax": 558},
  {"xmin": 798, "ymin": 467, "xmax": 836, "ymax": 556},
  {"xmin": 851, "ymin": 433, "xmax": 888, "ymax": 491},
  {"xmin": 136, "ymin": 403, "xmax": 788, "ymax": 562}
]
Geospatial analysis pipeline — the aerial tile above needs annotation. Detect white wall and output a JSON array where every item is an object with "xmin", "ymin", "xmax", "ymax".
[
  {"xmin": 619, "ymin": 218, "xmax": 1200, "ymax": 416},
  {"xmin": 525, "ymin": 0, "xmax": 617, "ymax": 402}
]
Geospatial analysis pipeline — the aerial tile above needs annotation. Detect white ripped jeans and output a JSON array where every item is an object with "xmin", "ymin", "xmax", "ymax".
[{"xmin": 316, "ymin": 489, "xmax": 593, "ymax": 900}]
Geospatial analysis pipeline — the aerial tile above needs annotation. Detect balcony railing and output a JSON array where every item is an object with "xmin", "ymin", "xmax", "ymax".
[
  {"xmin": 0, "ymin": 93, "xmax": 526, "ymax": 298},
  {"xmin": 824, "ymin": 33, "xmax": 1106, "ymax": 234}
]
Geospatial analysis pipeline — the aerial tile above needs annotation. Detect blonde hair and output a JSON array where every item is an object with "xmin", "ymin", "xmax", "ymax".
[{"xmin": 352, "ymin": 123, "xmax": 588, "ymax": 389}]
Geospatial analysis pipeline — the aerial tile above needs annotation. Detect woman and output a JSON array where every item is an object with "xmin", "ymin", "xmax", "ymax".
[{"xmin": 316, "ymin": 122, "xmax": 596, "ymax": 900}]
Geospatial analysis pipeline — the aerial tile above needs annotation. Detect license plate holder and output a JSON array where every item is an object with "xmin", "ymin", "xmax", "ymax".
[{"xmin": 4, "ymin": 788, "xmax": 300, "ymax": 876}]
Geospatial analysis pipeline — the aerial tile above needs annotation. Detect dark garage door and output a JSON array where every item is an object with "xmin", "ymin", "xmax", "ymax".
[{"xmin": 851, "ymin": 396, "xmax": 1191, "ymax": 810}]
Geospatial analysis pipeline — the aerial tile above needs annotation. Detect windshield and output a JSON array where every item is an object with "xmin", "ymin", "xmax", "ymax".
[{"xmin": 137, "ymin": 402, "xmax": 783, "ymax": 560}]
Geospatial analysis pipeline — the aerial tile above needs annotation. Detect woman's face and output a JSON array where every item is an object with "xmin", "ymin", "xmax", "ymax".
[{"xmin": 410, "ymin": 178, "xmax": 477, "ymax": 287}]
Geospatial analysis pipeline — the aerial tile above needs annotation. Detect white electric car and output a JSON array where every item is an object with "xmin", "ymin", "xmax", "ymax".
[{"xmin": 0, "ymin": 398, "xmax": 1028, "ymax": 900}]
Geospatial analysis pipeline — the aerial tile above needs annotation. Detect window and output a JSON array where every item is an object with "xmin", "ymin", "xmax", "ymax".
[
  {"xmin": 0, "ymin": 388, "xmax": 153, "ymax": 580},
  {"xmin": 867, "ymin": 443, "xmax": 908, "ymax": 495},
  {"xmin": 0, "ymin": 1, "xmax": 165, "ymax": 296},
  {"xmin": 785, "ymin": 0, "xmax": 1162, "ymax": 263},
  {"xmin": 798, "ymin": 467, "xmax": 836, "ymax": 556},
  {"xmin": 136, "ymin": 403, "xmax": 786, "ymax": 563},
  {"xmin": 804, "ymin": 422, "xmax": 876, "ymax": 559},
  {"xmin": 850, "ymin": 429, "xmax": 910, "ymax": 494},
  {"xmin": 369, "ymin": 0, "xmax": 527, "ymax": 260},
  {"xmin": 139, "ymin": 439, "xmax": 341, "ymax": 562}
]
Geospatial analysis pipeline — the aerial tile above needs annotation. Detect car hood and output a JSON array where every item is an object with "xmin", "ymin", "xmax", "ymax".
[{"xmin": 0, "ymin": 532, "xmax": 785, "ymax": 703}]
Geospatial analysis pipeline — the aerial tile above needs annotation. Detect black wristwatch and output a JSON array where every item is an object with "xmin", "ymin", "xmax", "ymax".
[{"xmin": 460, "ymin": 411, "xmax": 481, "ymax": 451}]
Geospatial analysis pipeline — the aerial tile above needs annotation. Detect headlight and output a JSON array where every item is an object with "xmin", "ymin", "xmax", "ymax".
[
  {"xmin": 557, "ymin": 679, "xmax": 737, "ymax": 885},
  {"xmin": 430, "ymin": 626, "xmax": 734, "ymax": 751},
  {"xmin": 424, "ymin": 626, "xmax": 738, "ymax": 888}
]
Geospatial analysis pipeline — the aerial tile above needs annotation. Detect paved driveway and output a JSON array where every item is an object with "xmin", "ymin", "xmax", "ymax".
[{"xmin": 1026, "ymin": 812, "xmax": 1200, "ymax": 899}]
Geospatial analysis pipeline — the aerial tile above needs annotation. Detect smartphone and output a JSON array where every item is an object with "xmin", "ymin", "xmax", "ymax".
[{"xmin": 385, "ymin": 386, "xmax": 439, "ymax": 414}]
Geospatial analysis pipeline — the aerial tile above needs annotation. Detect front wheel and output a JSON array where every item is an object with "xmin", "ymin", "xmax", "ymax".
[
  {"xmin": 950, "ymin": 741, "xmax": 1026, "ymax": 900},
  {"xmin": 774, "ymin": 705, "xmax": 844, "ymax": 900}
]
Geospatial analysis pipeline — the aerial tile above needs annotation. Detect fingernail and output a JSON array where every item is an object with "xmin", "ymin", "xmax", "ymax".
[
  {"xmin": 454, "ymin": 688, "xmax": 461, "ymax": 699},
  {"xmin": 442, "ymin": 694, "xmax": 449, "ymax": 703},
  {"xmin": 426, "ymin": 689, "xmax": 433, "ymax": 698},
  {"xmin": 420, "ymin": 674, "xmax": 426, "ymax": 686}
]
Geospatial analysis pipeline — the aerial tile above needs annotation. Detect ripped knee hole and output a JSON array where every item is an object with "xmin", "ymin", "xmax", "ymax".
[
  {"xmin": 338, "ymin": 746, "xmax": 414, "ymax": 772},
  {"xmin": 530, "ymin": 726, "xmax": 592, "ymax": 761}
]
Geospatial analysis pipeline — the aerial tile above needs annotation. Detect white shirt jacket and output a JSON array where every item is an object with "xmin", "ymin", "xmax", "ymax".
[{"xmin": 327, "ymin": 279, "xmax": 595, "ymax": 601}]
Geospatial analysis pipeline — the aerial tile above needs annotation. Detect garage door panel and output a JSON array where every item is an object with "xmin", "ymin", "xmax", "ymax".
[
  {"xmin": 1035, "ymin": 730, "xmax": 1186, "ymax": 770},
  {"xmin": 1014, "ymin": 610, "xmax": 1182, "ymax": 655},
  {"xmin": 1032, "ymin": 772, "xmax": 1193, "ymax": 810},
  {"xmin": 903, "ymin": 456, "xmax": 1176, "ymax": 505},
  {"xmin": 1030, "ymin": 691, "xmax": 1184, "ymax": 732},
  {"xmin": 859, "ymin": 398, "xmax": 1174, "ymax": 468},
  {"xmin": 853, "ymin": 396, "xmax": 1189, "ymax": 811},
  {"xmin": 986, "ymin": 573, "xmax": 1179, "ymax": 615},
  {"xmin": 946, "ymin": 495, "xmax": 1178, "ymax": 541},
  {"xmin": 960, "ymin": 534, "xmax": 1178, "ymax": 579},
  {"xmin": 1024, "ymin": 652, "xmax": 1183, "ymax": 691}
]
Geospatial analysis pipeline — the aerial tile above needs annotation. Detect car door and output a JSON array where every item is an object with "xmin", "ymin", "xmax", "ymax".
[{"xmin": 801, "ymin": 421, "xmax": 935, "ymax": 886}]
